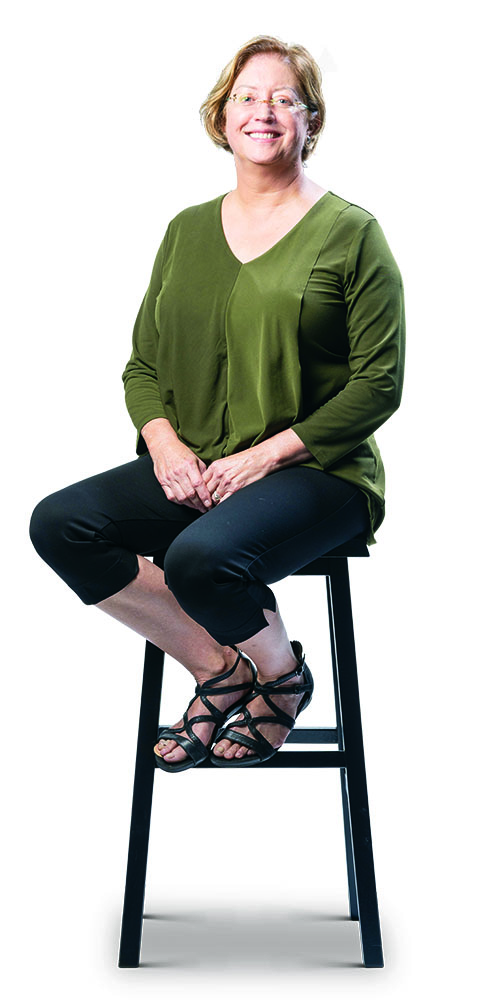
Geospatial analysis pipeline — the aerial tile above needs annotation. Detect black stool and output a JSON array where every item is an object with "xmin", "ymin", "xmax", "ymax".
[{"xmin": 118, "ymin": 535, "xmax": 384, "ymax": 968}]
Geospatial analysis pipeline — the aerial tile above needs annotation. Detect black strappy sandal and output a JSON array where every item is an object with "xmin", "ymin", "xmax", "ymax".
[
  {"xmin": 154, "ymin": 650, "xmax": 256, "ymax": 773},
  {"xmin": 210, "ymin": 640, "xmax": 314, "ymax": 768}
]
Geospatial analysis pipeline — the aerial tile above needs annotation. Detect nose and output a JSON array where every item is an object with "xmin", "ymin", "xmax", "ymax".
[{"xmin": 254, "ymin": 100, "xmax": 276, "ymax": 120}]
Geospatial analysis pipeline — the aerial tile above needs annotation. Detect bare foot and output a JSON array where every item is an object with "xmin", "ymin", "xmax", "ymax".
[{"xmin": 154, "ymin": 652, "xmax": 255, "ymax": 766}]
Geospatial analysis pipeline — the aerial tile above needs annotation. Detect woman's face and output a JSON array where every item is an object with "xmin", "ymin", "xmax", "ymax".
[{"xmin": 224, "ymin": 53, "xmax": 310, "ymax": 170}]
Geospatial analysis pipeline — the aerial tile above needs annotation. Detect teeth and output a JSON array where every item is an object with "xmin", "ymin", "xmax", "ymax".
[{"xmin": 248, "ymin": 132, "xmax": 279, "ymax": 138}]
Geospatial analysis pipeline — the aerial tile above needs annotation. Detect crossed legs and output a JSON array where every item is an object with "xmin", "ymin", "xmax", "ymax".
[
  {"xmin": 97, "ymin": 554, "xmax": 304, "ymax": 764},
  {"xmin": 30, "ymin": 456, "xmax": 369, "ymax": 765}
]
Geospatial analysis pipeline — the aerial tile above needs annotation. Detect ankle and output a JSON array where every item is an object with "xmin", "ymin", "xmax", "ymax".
[
  {"xmin": 256, "ymin": 652, "xmax": 300, "ymax": 685},
  {"xmin": 194, "ymin": 646, "xmax": 240, "ymax": 685}
]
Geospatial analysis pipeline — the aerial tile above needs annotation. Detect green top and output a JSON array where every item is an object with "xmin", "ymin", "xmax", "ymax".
[{"xmin": 122, "ymin": 191, "xmax": 405, "ymax": 543}]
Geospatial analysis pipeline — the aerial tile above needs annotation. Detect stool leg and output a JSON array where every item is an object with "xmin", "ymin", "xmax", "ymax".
[
  {"xmin": 118, "ymin": 638, "xmax": 164, "ymax": 967},
  {"xmin": 326, "ymin": 578, "xmax": 358, "ymax": 920},
  {"xmin": 340, "ymin": 767, "xmax": 359, "ymax": 920},
  {"xmin": 343, "ymin": 757, "xmax": 383, "ymax": 967},
  {"xmin": 327, "ymin": 566, "xmax": 384, "ymax": 968}
]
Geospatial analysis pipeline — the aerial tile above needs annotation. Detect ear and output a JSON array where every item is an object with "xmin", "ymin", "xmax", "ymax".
[{"xmin": 307, "ymin": 112, "xmax": 322, "ymax": 138}]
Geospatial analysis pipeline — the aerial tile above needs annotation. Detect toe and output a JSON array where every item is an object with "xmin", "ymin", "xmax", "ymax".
[
  {"xmin": 163, "ymin": 745, "xmax": 188, "ymax": 763},
  {"xmin": 154, "ymin": 740, "xmax": 187, "ymax": 763}
]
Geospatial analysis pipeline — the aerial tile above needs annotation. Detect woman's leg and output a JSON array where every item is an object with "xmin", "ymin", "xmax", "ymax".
[
  {"xmin": 163, "ymin": 467, "xmax": 370, "ymax": 760},
  {"xmin": 97, "ymin": 554, "xmax": 302, "ymax": 765},
  {"xmin": 212, "ymin": 605, "xmax": 307, "ymax": 761},
  {"xmin": 96, "ymin": 555, "xmax": 255, "ymax": 766},
  {"xmin": 29, "ymin": 455, "xmax": 255, "ymax": 766}
]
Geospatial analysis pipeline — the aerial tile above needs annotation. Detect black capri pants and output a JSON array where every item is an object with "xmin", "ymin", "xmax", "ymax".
[{"xmin": 29, "ymin": 454, "xmax": 370, "ymax": 646}]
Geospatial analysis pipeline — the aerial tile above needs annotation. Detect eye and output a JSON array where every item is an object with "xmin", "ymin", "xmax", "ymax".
[
  {"xmin": 275, "ymin": 96, "xmax": 293, "ymax": 107},
  {"xmin": 238, "ymin": 94, "xmax": 255, "ymax": 104}
]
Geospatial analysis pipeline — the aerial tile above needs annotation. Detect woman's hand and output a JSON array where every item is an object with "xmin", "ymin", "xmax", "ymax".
[
  {"xmin": 141, "ymin": 418, "xmax": 213, "ymax": 512},
  {"xmin": 203, "ymin": 446, "xmax": 274, "ymax": 502},
  {"xmin": 203, "ymin": 430, "xmax": 313, "ymax": 502},
  {"xmin": 203, "ymin": 428, "xmax": 312, "ymax": 501}
]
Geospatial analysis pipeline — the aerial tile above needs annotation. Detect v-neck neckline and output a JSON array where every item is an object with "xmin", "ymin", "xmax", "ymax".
[{"xmin": 218, "ymin": 190, "xmax": 331, "ymax": 266}]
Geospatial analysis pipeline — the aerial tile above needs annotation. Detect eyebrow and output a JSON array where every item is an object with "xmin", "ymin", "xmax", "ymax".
[{"xmin": 232, "ymin": 83, "xmax": 297, "ymax": 93}]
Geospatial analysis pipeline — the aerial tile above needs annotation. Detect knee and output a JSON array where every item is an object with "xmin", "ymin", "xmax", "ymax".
[
  {"xmin": 164, "ymin": 530, "xmax": 233, "ymax": 608},
  {"xmin": 30, "ymin": 493, "xmax": 62, "ymax": 560},
  {"xmin": 29, "ymin": 489, "xmax": 83, "ymax": 566}
]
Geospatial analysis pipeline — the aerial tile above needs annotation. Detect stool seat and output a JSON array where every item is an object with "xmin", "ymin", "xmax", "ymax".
[
  {"xmin": 294, "ymin": 532, "xmax": 369, "ymax": 568},
  {"xmin": 118, "ymin": 534, "xmax": 384, "ymax": 969}
]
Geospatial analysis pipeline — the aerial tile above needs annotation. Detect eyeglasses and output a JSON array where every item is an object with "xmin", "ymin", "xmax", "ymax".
[{"xmin": 226, "ymin": 93, "xmax": 309, "ymax": 114}]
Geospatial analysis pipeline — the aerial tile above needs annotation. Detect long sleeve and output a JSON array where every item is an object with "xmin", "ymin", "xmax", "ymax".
[
  {"xmin": 292, "ymin": 217, "xmax": 405, "ymax": 469},
  {"xmin": 122, "ymin": 234, "xmax": 168, "ymax": 440}
]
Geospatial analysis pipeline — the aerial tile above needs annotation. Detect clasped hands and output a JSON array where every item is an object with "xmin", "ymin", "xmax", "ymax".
[{"xmin": 152, "ymin": 437, "xmax": 274, "ymax": 513}]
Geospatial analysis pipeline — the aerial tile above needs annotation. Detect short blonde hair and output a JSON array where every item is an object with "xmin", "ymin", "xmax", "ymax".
[{"xmin": 200, "ymin": 35, "xmax": 325, "ymax": 162}]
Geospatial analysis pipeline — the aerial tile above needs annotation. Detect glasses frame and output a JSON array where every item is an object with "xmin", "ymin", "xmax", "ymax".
[{"xmin": 226, "ymin": 93, "xmax": 309, "ymax": 114}]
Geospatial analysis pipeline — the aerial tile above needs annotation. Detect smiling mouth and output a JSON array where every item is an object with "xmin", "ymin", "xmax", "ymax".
[{"xmin": 245, "ymin": 131, "xmax": 282, "ymax": 140}]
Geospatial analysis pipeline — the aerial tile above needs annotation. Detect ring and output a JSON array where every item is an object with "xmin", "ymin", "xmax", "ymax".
[{"xmin": 213, "ymin": 492, "xmax": 222, "ymax": 503}]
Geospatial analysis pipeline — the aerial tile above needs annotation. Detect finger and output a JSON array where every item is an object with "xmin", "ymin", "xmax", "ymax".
[
  {"xmin": 203, "ymin": 468, "xmax": 219, "ymax": 492},
  {"xmin": 179, "ymin": 473, "xmax": 212, "ymax": 510},
  {"xmin": 160, "ymin": 480, "xmax": 201, "ymax": 511},
  {"xmin": 174, "ymin": 464, "xmax": 212, "ymax": 507},
  {"xmin": 203, "ymin": 458, "xmax": 228, "ymax": 488},
  {"xmin": 161, "ymin": 484, "xmax": 176, "ymax": 503},
  {"xmin": 209, "ymin": 471, "xmax": 232, "ymax": 496},
  {"xmin": 193, "ymin": 477, "xmax": 213, "ymax": 509},
  {"xmin": 179, "ymin": 491, "xmax": 207, "ymax": 512}
]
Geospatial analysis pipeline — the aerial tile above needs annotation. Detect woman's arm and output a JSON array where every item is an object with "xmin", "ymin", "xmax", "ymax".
[
  {"xmin": 123, "ymin": 234, "xmax": 216, "ymax": 512},
  {"xmin": 292, "ymin": 217, "xmax": 405, "ymax": 468},
  {"xmin": 122, "ymin": 236, "xmax": 169, "ymax": 439}
]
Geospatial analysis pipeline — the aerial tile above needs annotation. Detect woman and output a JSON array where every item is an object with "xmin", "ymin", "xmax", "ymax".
[{"xmin": 30, "ymin": 35, "xmax": 405, "ymax": 771}]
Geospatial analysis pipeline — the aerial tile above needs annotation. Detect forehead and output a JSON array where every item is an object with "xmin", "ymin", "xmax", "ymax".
[{"xmin": 233, "ymin": 53, "xmax": 299, "ymax": 91}]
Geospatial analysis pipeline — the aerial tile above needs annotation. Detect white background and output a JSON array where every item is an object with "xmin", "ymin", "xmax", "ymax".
[{"xmin": 2, "ymin": 0, "xmax": 498, "ymax": 996}]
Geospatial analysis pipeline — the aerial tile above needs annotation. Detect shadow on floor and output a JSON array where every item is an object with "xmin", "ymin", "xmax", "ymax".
[{"xmin": 135, "ymin": 906, "xmax": 363, "ymax": 970}]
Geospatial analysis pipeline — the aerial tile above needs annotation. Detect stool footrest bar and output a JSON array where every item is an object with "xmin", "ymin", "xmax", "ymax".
[
  {"xmin": 287, "ymin": 726, "xmax": 338, "ymax": 744},
  {"xmin": 190, "ymin": 749, "xmax": 348, "ymax": 768}
]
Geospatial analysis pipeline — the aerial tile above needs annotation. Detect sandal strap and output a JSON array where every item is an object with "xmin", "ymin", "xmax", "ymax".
[
  {"xmin": 253, "ymin": 646, "xmax": 308, "ymax": 697},
  {"xmin": 157, "ymin": 725, "xmax": 208, "ymax": 764},
  {"xmin": 251, "ymin": 644, "xmax": 313, "ymax": 716},
  {"xmin": 194, "ymin": 651, "xmax": 256, "ymax": 722},
  {"xmin": 194, "ymin": 650, "xmax": 245, "ymax": 694},
  {"xmin": 255, "ymin": 679, "xmax": 311, "ymax": 696},
  {"xmin": 213, "ymin": 644, "xmax": 315, "ymax": 762},
  {"xmin": 219, "ymin": 722, "xmax": 275, "ymax": 760},
  {"xmin": 157, "ymin": 651, "xmax": 257, "ymax": 760},
  {"xmin": 229, "ymin": 698, "xmax": 297, "ymax": 731}
]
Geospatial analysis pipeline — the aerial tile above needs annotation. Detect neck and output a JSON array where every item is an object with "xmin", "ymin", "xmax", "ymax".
[{"xmin": 231, "ymin": 158, "xmax": 309, "ymax": 210}]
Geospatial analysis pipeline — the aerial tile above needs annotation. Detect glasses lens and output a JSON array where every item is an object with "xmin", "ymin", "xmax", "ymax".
[{"xmin": 230, "ymin": 94, "xmax": 306, "ymax": 112}]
